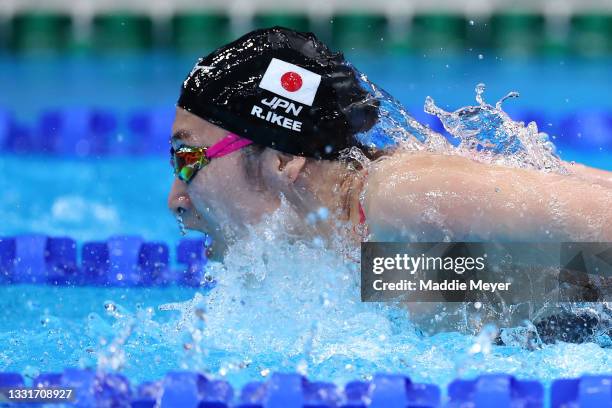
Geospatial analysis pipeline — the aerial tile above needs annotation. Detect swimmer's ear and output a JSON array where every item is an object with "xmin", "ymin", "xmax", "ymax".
[{"xmin": 261, "ymin": 150, "xmax": 306, "ymax": 186}]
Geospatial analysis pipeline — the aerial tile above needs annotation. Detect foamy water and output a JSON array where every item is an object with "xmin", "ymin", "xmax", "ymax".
[{"xmin": 93, "ymin": 204, "xmax": 611, "ymax": 388}]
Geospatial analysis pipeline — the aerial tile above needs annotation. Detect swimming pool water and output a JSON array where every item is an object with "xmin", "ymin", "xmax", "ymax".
[
  {"xmin": 2, "ymin": 153, "xmax": 612, "ymax": 390},
  {"xmin": 0, "ymin": 156, "xmax": 176, "ymax": 243},
  {"xmin": 1, "ymin": 52, "xmax": 612, "ymax": 399},
  {"xmin": 2, "ymin": 53, "xmax": 611, "ymax": 165},
  {"xmin": 2, "ymin": 53, "xmax": 612, "ymax": 118},
  {"xmin": 1, "ymin": 255, "xmax": 611, "ymax": 390}
]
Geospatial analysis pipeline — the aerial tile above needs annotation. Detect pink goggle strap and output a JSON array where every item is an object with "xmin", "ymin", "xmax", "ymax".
[{"xmin": 205, "ymin": 132, "xmax": 253, "ymax": 159}]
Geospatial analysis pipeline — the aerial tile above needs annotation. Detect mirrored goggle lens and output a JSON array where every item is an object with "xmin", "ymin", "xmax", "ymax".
[
  {"xmin": 171, "ymin": 147, "xmax": 208, "ymax": 183},
  {"xmin": 178, "ymin": 165, "xmax": 196, "ymax": 182}
]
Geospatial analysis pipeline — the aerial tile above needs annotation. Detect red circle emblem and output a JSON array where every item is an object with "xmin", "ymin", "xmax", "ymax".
[{"xmin": 280, "ymin": 71, "xmax": 302, "ymax": 92}]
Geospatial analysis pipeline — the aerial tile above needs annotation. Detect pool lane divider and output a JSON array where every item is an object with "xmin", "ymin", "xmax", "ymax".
[
  {"xmin": 0, "ymin": 235, "xmax": 213, "ymax": 287},
  {"xmin": 0, "ymin": 107, "xmax": 175, "ymax": 156},
  {"xmin": 1, "ymin": 107, "xmax": 611, "ymax": 156},
  {"xmin": 1, "ymin": 370, "xmax": 611, "ymax": 406}
]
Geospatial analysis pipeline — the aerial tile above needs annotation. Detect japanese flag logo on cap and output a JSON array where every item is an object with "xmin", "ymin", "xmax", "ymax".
[{"xmin": 259, "ymin": 58, "xmax": 321, "ymax": 106}]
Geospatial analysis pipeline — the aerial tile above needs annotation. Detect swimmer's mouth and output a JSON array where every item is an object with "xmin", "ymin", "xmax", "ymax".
[{"xmin": 175, "ymin": 208, "xmax": 210, "ymax": 236}]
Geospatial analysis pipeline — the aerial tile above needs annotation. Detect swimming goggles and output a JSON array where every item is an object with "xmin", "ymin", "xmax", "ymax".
[{"xmin": 171, "ymin": 132, "xmax": 253, "ymax": 183}]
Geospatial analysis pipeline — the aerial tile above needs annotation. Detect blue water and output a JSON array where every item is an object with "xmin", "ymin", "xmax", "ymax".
[
  {"xmin": 0, "ymin": 155, "xmax": 176, "ymax": 243},
  {"xmin": 1, "ymin": 53, "xmax": 612, "ymax": 393},
  {"xmin": 2, "ymin": 53, "xmax": 612, "ymax": 117}
]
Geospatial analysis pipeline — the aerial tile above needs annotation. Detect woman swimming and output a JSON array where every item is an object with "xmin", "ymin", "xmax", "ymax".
[{"xmin": 168, "ymin": 27, "xmax": 612, "ymax": 342}]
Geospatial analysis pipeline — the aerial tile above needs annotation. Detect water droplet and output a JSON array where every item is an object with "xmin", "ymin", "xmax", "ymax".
[
  {"xmin": 478, "ymin": 54, "xmax": 484, "ymax": 60},
  {"xmin": 306, "ymin": 212, "xmax": 317, "ymax": 225},
  {"xmin": 475, "ymin": 83, "xmax": 486, "ymax": 105},
  {"xmin": 296, "ymin": 360, "xmax": 308, "ymax": 375},
  {"xmin": 317, "ymin": 207, "xmax": 329, "ymax": 220}
]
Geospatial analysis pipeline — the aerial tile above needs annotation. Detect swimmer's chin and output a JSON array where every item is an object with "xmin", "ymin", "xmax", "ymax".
[
  {"xmin": 182, "ymin": 224, "xmax": 228, "ymax": 258},
  {"xmin": 181, "ymin": 217, "xmax": 212, "ymax": 234},
  {"xmin": 185, "ymin": 225, "xmax": 214, "ymax": 239},
  {"xmin": 184, "ymin": 225, "xmax": 206, "ymax": 234}
]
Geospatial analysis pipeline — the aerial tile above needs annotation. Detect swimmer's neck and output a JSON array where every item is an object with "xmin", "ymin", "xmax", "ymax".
[{"xmin": 296, "ymin": 162, "xmax": 367, "ymax": 233}]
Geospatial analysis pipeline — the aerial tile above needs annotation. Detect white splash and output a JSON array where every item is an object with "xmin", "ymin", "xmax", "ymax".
[{"xmin": 424, "ymin": 83, "xmax": 567, "ymax": 173}]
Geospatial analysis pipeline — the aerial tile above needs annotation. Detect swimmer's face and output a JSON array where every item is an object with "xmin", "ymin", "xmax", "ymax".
[{"xmin": 168, "ymin": 108, "xmax": 279, "ymax": 243}]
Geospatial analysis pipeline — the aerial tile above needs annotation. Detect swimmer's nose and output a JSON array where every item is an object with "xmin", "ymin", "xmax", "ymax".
[{"xmin": 168, "ymin": 178, "xmax": 193, "ymax": 216}]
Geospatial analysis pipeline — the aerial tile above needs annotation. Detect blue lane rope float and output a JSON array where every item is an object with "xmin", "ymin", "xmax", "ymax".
[
  {"xmin": 1, "ymin": 369, "xmax": 611, "ymax": 407},
  {"xmin": 0, "ymin": 235, "xmax": 210, "ymax": 287},
  {"xmin": 559, "ymin": 111, "xmax": 612, "ymax": 151},
  {"xmin": 551, "ymin": 375, "xmax": 612, "ymax": 408},
  {"xmin": 1, "ymin": 108, "xmax": 612, "ymax": 155},
  {"xmin": 127, "ymin": 107, "xmax": 176, "ymax": 155},
  {"xmin": 447, "ymin": 374, "xmax": 543, "ymax": 407},
  {"xmin": 38, "ymin": 108, "xmax": 118, "ymax": 156}
]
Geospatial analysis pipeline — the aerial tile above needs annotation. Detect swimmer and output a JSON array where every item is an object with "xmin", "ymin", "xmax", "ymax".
[{"xmin": 167, "ymin": 27, "xmax": 612, "ymax": 342}]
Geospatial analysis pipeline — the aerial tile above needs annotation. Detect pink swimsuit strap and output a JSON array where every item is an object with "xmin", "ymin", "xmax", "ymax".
[
  {"xmin": 358, "ymin": 202, "xmax": 366, "ymax": 225},
  {"xmin": 358, "ymin": 169, "xmax": 369, "ymax": 225}
]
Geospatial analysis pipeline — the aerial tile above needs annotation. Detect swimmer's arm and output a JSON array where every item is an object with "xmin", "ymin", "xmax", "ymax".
[
  {"xmin": 565, "ymin": 162, "xmax": 612, "ymax": 190},
  {"xmin": 365, "ymin": 153, "xmax": 612, "ymax": 241}
]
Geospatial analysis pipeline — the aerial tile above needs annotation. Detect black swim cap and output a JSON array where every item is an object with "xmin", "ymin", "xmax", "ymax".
[{"xmin": 178, "ymin": 26, "xmax": 379, "ymax": 159}]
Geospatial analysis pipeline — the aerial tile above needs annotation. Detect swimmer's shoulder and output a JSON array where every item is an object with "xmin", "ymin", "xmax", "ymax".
[
  {"xmin": 363, "ymin": 151, "xmax": 490, "ymax": 239},
  {"xmin": 363, "ymin": 152, "xmax": 451, "ymax": 236},
  {"xmin": 369, "ymin": 151, "xmax": 471, "ymax": 179},
  {"xmin": 366, "ymin": 151, "xmax": 468, "ymax": 196}
]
